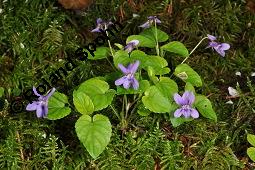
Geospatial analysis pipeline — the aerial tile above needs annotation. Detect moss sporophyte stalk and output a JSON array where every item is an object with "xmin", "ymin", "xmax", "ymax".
[{"xmin": 10, "ymin": 20, "xmax": 124, "ymax": 114}]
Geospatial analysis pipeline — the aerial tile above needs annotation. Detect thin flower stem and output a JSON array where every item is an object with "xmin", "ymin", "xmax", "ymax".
[
  {"xmin": 181, "ymin": 37, "xmax": 208, "ymax": 64},
  {"xmin": 104, "ymin": 30, "xmax": 117, "ymax": 71},
  {"xmin": 107, "ymin": 40, "xmax": 115, "ymax": 57},
  {"xmin": 154, "ymin": 21, "xmax": 160, "ymax": 56},
  {"xmin": 124, "ymin": 95, "xmax": 129, "ymax": 119},
  {"xmin": 106, "ymin": 31, "xmax": 115, "ymax": 58},
  {"xmin": 110, "ymin": 104, "xmax": 121, "ymax": 120},
  {"xmin": 106, "ymin": 56, "xmax": 116, "ymax": 71},
  {"xmin": 127, "ymin": 94, "xmax": 142, "ymax": 123}
]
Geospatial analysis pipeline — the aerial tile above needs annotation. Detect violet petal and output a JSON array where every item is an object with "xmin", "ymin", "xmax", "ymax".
[
  {"xmin": 191, "ymin": 109, "xmax": 199, "ymax": 118},
  {"xmin": 118, "ymin": 64, "xmax": 129, "ymax": 74},
  {"xmin": 174, "ymin": 93, "xmax": 184, "ymax": 106},
  {"xmin": 26, "ymin": 102, "xmax": 38, "ymax": 111},
  {"xmin": 36, "ymin": 104, "xmax": 43, "ymax": 118},
  {"xmin": 129, "ymin": 60, "xmax": 140, "ymax": 74},
  {"xmin": 174, "ymin": 108, "xmax": 182, "ymax": 118},
  {"xmin": 115, "ymin": 76, "xmax": 126, "ymax": 86},
  {"xmin": 33, "ymin": 86, "xmax": 41, "ymax": 97},
  {"xmin": 132, "ymin": 78, "xmax": 139, "ymax": 90}
]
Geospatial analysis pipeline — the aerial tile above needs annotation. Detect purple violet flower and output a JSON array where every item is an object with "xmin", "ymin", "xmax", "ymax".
[
  {"xmin": 173, "ymin": 91, "xmax": 199, "ymax": 119},
  {"xmin": 115, "ymin": 60, "xmax": 140, "ymax": 90},
  {"xmin": 125, "ymin": 40, "xmax": 139, "ymax": 53},
  {"xmin": 26, "ymin": 86, "xmax": 56, "ymax": 118},
  {"xmin": 207, "ymin": 34, "xmax": 230, "ymax": 57},
  {"xmin": 91, "ymin": 18, "xmax": 113, "ymax": 33},
  {"xmin": 139, "ymin": 16, "xmax": 161, "ymax": 29}
]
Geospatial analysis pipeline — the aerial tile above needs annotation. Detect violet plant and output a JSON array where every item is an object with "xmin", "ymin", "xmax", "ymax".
[{"xmin": 39, "ymin": 16, "xmax": 230, "ymax": 159}]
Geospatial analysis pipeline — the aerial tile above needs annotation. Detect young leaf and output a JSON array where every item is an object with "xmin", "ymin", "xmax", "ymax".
[
  {"xmin": 174, "ymin": 64, "xmax": 202, "ymax": 87},
  {"xmin": 73, "ymin": 91, "xmax": 94, "ymax": 115},
  {"xmin": 75, "ymin": 114, "xmax": 112, "ymax": 159},
  {"xmin": 137, "ymin": 104, "xmax": 151, "ymax": 116},
  {"xmin": 247, "ymin": 134, "xmax": 255, "ymax": 147},
  {"xmin": 48, "ymin": 92, "xmax": 71, "ymax": 120},
  {"xmin": 161, "ymin": 41, "xmax": 189, "ymax": 57},
  {"xmin": 143, "ymin": 55, "xmax": 170, "ymax": 75},
  {"xmin": 247, "ymin": 147, "xmax": 255, "ymax": 162},
  {"xmin": 194, "ymin": 95, "xmax": 217, "ymax": 122},
  {"xmin": 114, "ymin": 43, "xmax": 124, "ymax": 50},
  {"xmin": 185, "ymin": 82, "xmax": 196, "ymax": 94},
  {"xmin": 147, "ymin": 66, "xmax": 159, "ymax": 84}
]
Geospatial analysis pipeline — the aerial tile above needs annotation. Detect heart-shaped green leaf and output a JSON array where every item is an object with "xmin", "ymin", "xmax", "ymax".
[
  {"xmin": 247, "ymin": 147, "xmax": 255, "ymax": 162},
  {"xmin": 113, "ymin": 50, "xmax": 130, "ymax": 67},
  {"xmin": 78, "ymin": 78, "xmax": 115, "ymax": 111},
  {"xmin": 79, "ymin": 78, "xmax": 109, "ymax": 95},
  {"xmin": 140, "ymin": 27, "xmax": 169, "ymax": 43},
  {"xmin": 155, "ymin": 77, "xmax": 178, "ymax": 99},
  {"xmin": 142, "ymin": 86, "xmax": 174, "ymax": 113},
  {"xmin": 247, "ymin": 134, "xmax": 255, "ymax": 147},
  {"xmin": 75, "ymin": 114, "xmax": 112, "ymax": 159},
  {"xmin": 48, "ymin": 92, "xmax": 71, "ymax": 120},
  {"xmin": 73, "ymin": 91, "xmax": 94, "ymax": 115},
  {"xmin": 129, "ymin": 50, "xmax": 147, "ymax": 65},
  {"xmin": 174, "ymin": 64, "xmax": 202, "ymax": 87},
  {"xmin": 126, "ymin": 35, "xmax": 155, "ymax": 48},
  {"xmin": 161, "ymin": 41, "xmax": 189, "ymax": 57},
  {"xmin": 87, "ymin": 47, "xmax": 110, "ymax": 60},
  {"xmin": 194, "ymin": 95, "xmax": 217, "ymax": 122}
]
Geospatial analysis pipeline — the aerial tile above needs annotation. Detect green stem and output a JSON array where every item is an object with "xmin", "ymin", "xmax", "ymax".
[
  {"xmin": 154, "ymin": 21, "xmax": 160, "ymax": 56},
  {"xmin": 110, "ymin": 104, "xmax": 121, "ymax": 120},
  {"xmin": 106, "ymin": 31, "xmax": 115, "ymax": 58},
  {"xmin": 124, "ymin": 95, "xmax": 129, "ymax": 119},
  {"xmin": 181, "ymin": 37, "xmax": 208, "ymax": 64},
  {"xmin": 127, "ymin": 95, "xmax": 142, "ymax": 123},
  {"xmin": 104, "ymin": 30, "xmax": 117, "ymax": 71}
]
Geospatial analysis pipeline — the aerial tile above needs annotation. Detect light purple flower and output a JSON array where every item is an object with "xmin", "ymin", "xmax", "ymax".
[
  {"xmin": 26, "ymin": 86, "xmax": 56, "ymax": 118},
  {"xmin": 139, "ymin": 16, "xmax": 161, "ymax": 29},
  {"xmin": 91, "ymin": 18, "xmax": 113, "ymax": 33},
  {"xmin": 124, "ymin": 40, "xmax": 139, "ymax": 53},
  {"xmin": 115, "ymin": 60, "xmax": 140, "ymax": 90},
  {"xmin": 173, "ymin": 91, "xmax": 199, "ymax": 119},
  {"xmin": 207, "ymin": 34, "xmax": 230, "ymax": 57}
]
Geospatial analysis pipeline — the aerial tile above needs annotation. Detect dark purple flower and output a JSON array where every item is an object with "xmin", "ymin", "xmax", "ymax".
[
  {"xmin": 173, "ymin": 91, "xmax": 199, "ymax": 119},
  {"xmin": 26, "ymin": 86, "xmax": 56, "ymax": 118},
  {"xmin": 139, "ymin": 16, "xmax": 161, "ymax": 29},
  {"xmin": 124, "ymin": 40, "xmax": 139, "ymax": 53},
  {"xmin": 91, "ymin": 18, "xmax": 113, "ymax": 33},
  {"xmin": 207, "ymin": 34, "xmax": 230, "ymax": 57},
  {"xmin": 115, "ymin": 60, "xmax": 140, "ymax": 90}
]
